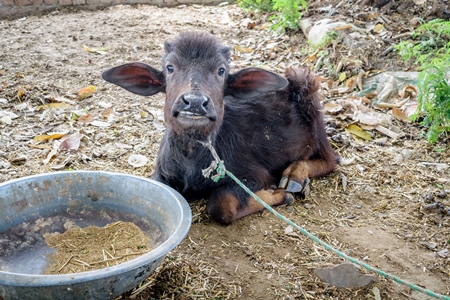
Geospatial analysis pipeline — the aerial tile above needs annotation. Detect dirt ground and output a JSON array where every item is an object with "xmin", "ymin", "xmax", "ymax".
[{"xmin": 0, "ymin": 0, "xmax": 449, "ymax": 299}]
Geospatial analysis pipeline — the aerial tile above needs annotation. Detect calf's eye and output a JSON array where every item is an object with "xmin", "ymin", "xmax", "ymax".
[
  {"xmin": 166, "ymin": 65, "xmax": 174, "ymax": 74},
  {"xmin": 218, "ymin": 67, "xmax": 225, "ymax": 76}
]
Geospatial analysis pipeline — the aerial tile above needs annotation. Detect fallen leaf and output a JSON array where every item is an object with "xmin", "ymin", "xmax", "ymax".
[
  {"xmin": 355, "ymin": 111, "xmax": 382, "ymax": 126},
  {"xmin": 78, "ymin": 85, "xmax": 96, "ymax": 100},
  {"xmin": 247, "ymin": 21, "xmax": 256, "ymax": 29},
  {"xmin": 43, "ymin": 146, "xmax": 58, "ymax": 165},
  {"xmin": 392, "ymin": 108, "xmax": 411, "ymax": 123},
  {"xmin": 82, "ymin": 44, "xmax": 111, "ymax": 55},
  {"xmin": 32, "ymin": 133, "xmax": 66, "ymax": 143},
  {"xmin": 17, "ymin": 87, "xmax": 26, "ymax": 98},
  {"xmin": 0, "ymin": 116, "xmax": 12, "ymax": 125},
  {"xmin": 100, "ymin": 108, "xmax": 113, "ymax": 119},
  {"xmin": 399, "ymin": 85, "xmax": 417, "ymax": 98},
  {"xmin": 284, "ymin": 225, "xmax": 300, "ymax": 237},
  {"xmin": 128, "ymin": 154, "xmax": 148, "ymax": 167},
  {"xmin": 373, "ymin": 24, "xmax": 385, "ymax": 33},
  {"xmin": 90, "ymin": 120, "xmax": 110, "ymax": 127},
  {"xmin": 346, "ymin": 124, "xmax": 373, "ymax": 140},
  {"xmin": 233, "ymin": 45, "xmax": 253, "ymax": 53},
  {"xmin": 314, "ymin": 263, "xmax": 376, "ymax": 288},
  {"xmin": 339, "ymin": 72, "xmax": 347, "ymax": 82},
  {"xmin": 50, "ymin": 155, "xmax": 72, "ymax": 170},
  {"xmin": 59, "ymin": 133, "xmax": 84, "ymax": 151},
  {"xmin": 37, "ymin": 103, "xmax": 72, "ymax": 110},
  {"xmin": 44, "ymin": 94, "xmax": 75, "ymax": 104},
  {"xmin": 0, "ymin": 110, "xmax": 19, "ymax": 119},
  {"xmin": 14, "ymin": 102, "xmax": 27, "ymax": 110},
  {"xmin": 77, "ymin": 113, "xmax": 94, "ymax": 123},
  {"xmin": 334, "ymin": 24, "xmax": 353, "ymax": 31},
  {"xmin": 323, "ymin": 101, "xmax": 343, "ymax": 113},
  {"xmin": 344, "ymin": 75, "xmax": 357, "ymax": 89}
]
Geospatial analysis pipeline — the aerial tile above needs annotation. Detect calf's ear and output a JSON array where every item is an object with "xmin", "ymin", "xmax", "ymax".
[
  {"xmin": 225, "ymin": 67, "xmax": 288, "ymax": 99},
  {"xmin": 102, "ymin": 62, "xmax": 165, "ymax": 96}
]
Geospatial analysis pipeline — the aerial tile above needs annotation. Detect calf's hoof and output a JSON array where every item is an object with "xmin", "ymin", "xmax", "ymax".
[
  {"xmin": 284, "ymin": 192, "xmax": 295, "ymax": 205},
  {"xmin": 279, "ymin": 177, "xmax": 311, "ymax": 197}
]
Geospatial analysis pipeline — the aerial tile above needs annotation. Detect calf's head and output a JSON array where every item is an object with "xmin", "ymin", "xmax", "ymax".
[{"xmin": 102, "ymin": 32, "xmax": 288, "ymax": 139}]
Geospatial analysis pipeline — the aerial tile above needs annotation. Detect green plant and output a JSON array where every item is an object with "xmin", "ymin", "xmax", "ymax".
[
  {"xmin": 414, "ymin": 65, "xmax": 450, "ymax": 142},
  {"xmin": 238, "ymin": 0, "xmax": 308, "ymax": 31},
  {"xmin": 394, "ymin": 19, "xmax": 450, "ymax": 143}
]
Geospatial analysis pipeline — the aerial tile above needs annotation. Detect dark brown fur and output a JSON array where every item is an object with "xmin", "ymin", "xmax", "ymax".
[{"xmin": 103, "ymin": 32, "xmax": 338, "ymax": 225}]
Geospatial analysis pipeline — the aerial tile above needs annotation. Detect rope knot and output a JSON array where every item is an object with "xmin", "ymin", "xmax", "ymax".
[{"xmin": 198, "ymin": 139, "xmax": 226, "ymax": 182}]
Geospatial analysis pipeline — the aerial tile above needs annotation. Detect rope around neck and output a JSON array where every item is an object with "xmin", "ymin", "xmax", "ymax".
[{"xmin": 199, "ymin": 139, "xmax": 450, "ymax": 300}]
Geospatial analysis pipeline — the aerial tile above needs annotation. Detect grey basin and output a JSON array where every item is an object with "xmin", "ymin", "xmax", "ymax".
[{"xmin": 0, "ymin": 171, "xmax": 191, "ymax": 300}]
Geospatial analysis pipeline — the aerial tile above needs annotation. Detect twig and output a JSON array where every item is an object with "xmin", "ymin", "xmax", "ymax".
[{"xmin": 57, "ymin": 255, "xmax": 74, "ymax": 273}]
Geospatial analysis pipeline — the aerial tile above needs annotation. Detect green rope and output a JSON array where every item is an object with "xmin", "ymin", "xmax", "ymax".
[{"xmin": 200, "ymin": 140, "xmax": 450, "ymax": 300}]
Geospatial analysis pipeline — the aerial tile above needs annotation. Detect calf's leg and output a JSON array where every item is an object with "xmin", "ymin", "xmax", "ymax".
[
  {"xmin": 207, "ymin": 188, "xmax": 294, "ymax": 225},
  {"xmin": 279, "ymin": 158, "xmax": 336, "ymax": 197}
]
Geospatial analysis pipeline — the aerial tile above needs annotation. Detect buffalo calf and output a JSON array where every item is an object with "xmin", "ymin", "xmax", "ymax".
[{"xmin": 103, "ymin": 31, "xmax": 338, "ymax": 225}]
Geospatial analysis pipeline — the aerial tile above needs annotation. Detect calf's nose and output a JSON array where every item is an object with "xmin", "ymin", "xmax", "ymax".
[{"xmin": 181, "ymin": 92, "xmax": 209, "ymax": 114}]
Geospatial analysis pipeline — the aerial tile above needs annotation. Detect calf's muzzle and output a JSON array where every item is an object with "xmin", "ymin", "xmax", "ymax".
[{"xmin": 174, "ymin": 91, "xmax": 215, "ymax": 121}]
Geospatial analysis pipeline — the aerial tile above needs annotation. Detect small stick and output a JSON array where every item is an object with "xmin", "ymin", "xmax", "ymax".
[
  {"xmin": 89, "ymin": 252, "xmax": 147, "ymax": 265},
  {"xmin": 104, "ymin": 221, "xmax": 122, "ymax": 229},
  {"xmin": 73, "ymin": 258, "xmax": 92, "ymax": 267},
  {"xmin": 104, "ymin": 249, "xmax": 115, "ymax": 259},
  {"xmin": 57, "ymin": 255, "xmax": 74, "ymax": 273}
]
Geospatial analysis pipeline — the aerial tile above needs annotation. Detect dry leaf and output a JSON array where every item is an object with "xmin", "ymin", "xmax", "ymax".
[
  {"xmin": 32, "ymin": 133, "xmax": 66, "ymax": 143},
  {"xmin": 373, "ymin": 24, "xmax": 385, "ymax": 33},
  {"xmin": 90, "ymin": 120, "xmax": 110, "ymax": 127},
  {"xmin": 284, "ymin": 225, "xmax": 300, "ymax": 237},
  {"xmin": 82, "ymin": 44, "xmax": 110, "ymax": 55},
  {"xmin": 17, "ymin": 87, "xmax": 26, "ymax": 99},
  {"xmin": 233, "ymin": 45, "xmax": 254, "ymax": 53},
  {"xmin": 0, "ymin": 116, "xmax": 12, "ymax": 125},
  {"xmin": 43, "ymin": 148, "xmax": 58, "ymax": 165},
  {"xmin": 344, "ymin": 75, "xmax": 357, "ymax": 89},
  {"xmin": 78, "ymin": 85, "xmax": 96, "ymax": 100},
  {"xmin": 37, "ymin": 103, "xmax": 72, "ymax": 110},
  {"xmin": 346, "ymin": 124, "xmax": 373, "ymax": 140},
  {"xmin": 323, "ymin": 101, "xmax": 343, "ymax": 113},
  {"xmin": 59, "ymin": 133, "xmax": 84, "ymax": 151},
  {"xmin": 77, "ymin": 113, "xmax": 94, "ymax": 123},
  {"xmin": 100, "ymin": 108, "xmax": 113, "ymax": 119},
  {"xmin": 44, "ymin": 94, "xmax": 75, "ymax": 105},
  {"xmin": 0, "ymin": 110, "xmax": 19, "ymax": 120},
  {"xmin": 399, "ymin": 85, "xmax": 417, "ymax": 98},
  {"xmin": 392, "ymin": 108, "xmax": 411, "ymax": 123}
]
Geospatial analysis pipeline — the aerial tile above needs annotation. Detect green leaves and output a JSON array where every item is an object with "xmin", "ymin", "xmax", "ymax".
[
  {"xmin": 394, "ymin": 19, "xmax": 450, "ymax": 143},
  {"xmin": 238, "ymin": 0, "xmax": 308, "ymax": 31}
]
